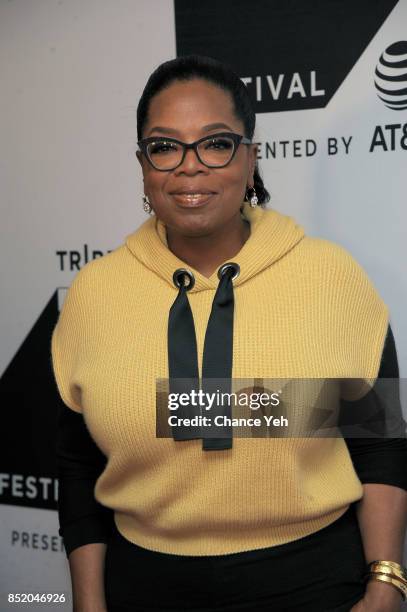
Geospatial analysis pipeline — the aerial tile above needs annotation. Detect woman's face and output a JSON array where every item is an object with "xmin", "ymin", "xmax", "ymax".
[{"xmin": 137, "ymin": 78, "xmax": 257, "ymax": 237}]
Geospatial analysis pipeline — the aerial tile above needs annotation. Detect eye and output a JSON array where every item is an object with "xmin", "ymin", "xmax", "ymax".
[
  {"xmin": 149, "ymin": 141, "xmax": 179, "ymax": 155},
  {"xmin": 203, "ymin": 137, "xmax": 233, "ymax": 150}
]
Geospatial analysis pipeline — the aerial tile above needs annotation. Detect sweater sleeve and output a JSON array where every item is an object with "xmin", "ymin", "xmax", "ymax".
[
  {"xmin": 56, "ymin": 402, "xmax": 115, "ymax": 557},
  {"xmin": 51, "ymin": 276, "xmax": 85, "ymax": 414},
  {"xmin": 51, "ymin": 271, "xmax": 115, "ymax": 556},
  {"xmin": 342, "ymin": 324, "xmax": 407, "ymax": 490}
]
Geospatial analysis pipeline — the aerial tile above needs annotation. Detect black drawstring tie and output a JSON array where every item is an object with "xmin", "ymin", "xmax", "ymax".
[
  {"xmin": 168, "ymin": 269, "xmax": 201, "ymax": 442},
  {"xmin": 168, "ymin": 263, "xmax": 240, "ymax": 451}
]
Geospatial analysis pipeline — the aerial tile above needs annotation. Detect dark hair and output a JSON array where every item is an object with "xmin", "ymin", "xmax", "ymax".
[{"xmin": 137, "ymin": 55, "xmax": 270, "ymax": 205}]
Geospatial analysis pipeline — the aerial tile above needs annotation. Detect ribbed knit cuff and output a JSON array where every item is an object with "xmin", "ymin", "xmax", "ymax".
[{"xmin": 59, "ymin": 512, "xmax": 115, "ymax": 557}]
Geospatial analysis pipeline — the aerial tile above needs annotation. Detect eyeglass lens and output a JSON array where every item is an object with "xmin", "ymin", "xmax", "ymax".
[{"xmin": 147, "ymin": 135, "xmax": 235, "ymax": 170}]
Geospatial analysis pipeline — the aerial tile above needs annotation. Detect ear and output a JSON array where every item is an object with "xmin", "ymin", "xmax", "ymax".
[
  {"xmin": 136, "ymin": 150, "xmax": 143, "ymax": 167},
  {"xmin": 247, "ymin": 143, "xmax": 258, "ymax": 186}
]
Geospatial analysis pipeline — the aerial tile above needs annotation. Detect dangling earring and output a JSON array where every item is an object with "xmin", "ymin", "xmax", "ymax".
[
  {"xmin": 142, "ymin": 194, "xmax": 152, "ymax": 214},
  {"xmin": 246, "ymin": 186, "xmax": 258, "ymax": 208}
]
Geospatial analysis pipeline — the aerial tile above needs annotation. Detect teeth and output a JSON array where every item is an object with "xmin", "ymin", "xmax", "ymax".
[
  {"xmin": 181, "ymin": 194, "xmax": 208, "ymax": 199},
  {"xmin": 173, "ymin": 192, "xmax": 213, "ymax": 204}
]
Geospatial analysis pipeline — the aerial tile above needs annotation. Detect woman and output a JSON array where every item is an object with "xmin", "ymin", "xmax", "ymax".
[{"xmin": 51, "ymin": 55, "xmax": 407, "ymax": 611}]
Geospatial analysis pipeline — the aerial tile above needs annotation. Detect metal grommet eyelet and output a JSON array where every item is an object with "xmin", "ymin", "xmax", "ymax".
[
  {"xmin": 173, "ymin": 268, "xmax": 195, "ymax": 290},
  {"xmin": 217, "ymin": 262, "xmax": 240, "ymax": 281}
]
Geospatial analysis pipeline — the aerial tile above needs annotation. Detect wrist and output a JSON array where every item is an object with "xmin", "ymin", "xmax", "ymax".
[
  {"xmin": 72, "ymin": 596, "xmax": 107, "ymax": 612},
  {"xmin": 73, "ymin": 606, "xmax": 108, "ymax": 612},
  {"xmin": 365, "ymin": 578, "xmax": 404, "ymax": 605},
  {"xmin": 364, "ymin": 560, "xmax": 407, "ymax": 604}
]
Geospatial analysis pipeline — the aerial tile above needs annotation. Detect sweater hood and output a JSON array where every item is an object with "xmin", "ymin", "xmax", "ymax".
[
  {"xmin": 125, "ymin": 200, "xmax": 305, "ymax": 291},
  {"xmin": 125, "ymin": 201, "xmax": 305, "ymax": 451}
]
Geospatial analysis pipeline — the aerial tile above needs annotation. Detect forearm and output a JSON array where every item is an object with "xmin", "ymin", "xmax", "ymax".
[
  {"xmin": 355, "ymin": 483, "xmax": 407, "ymax": 563},
  {"xmin": 355, "ymin": 483, "xmax": 407, "ymax": 607},
  {"xmin": 68, "ymin": 543, "xmax": 108, "ymax": 612}
]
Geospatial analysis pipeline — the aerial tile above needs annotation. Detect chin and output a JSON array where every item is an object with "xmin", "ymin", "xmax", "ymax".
[
  {"xmin": 178, "ymin": 221, "xmax": 215, "ymax": 238},
  {"xmin": 171, "ymin": 210, "xmax": 219, "ymax": 237}
]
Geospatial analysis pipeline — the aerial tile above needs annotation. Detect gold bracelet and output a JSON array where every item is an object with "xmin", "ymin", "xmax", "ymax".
[
  {"xmin": 367, "ymin": 574, "xmax": 407, "ymax": 601},
  {"xmin": 368, "ymin": 560, "xmax": 407, "ymax": 579},
  {"xmin": 368, "ymin": 562, "xmax": 406, "ymax": 582}
]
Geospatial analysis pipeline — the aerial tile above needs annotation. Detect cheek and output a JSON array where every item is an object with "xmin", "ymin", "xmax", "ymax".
[
  {"xmin": 143, "ymin": 169, "xmax": 168, "ymax": 199},
  {"xmin": 222, "ymin": 161, "xmax": 249, "ymax": 194}
]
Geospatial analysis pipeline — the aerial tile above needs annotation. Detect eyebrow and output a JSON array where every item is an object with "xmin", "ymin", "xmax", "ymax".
[{"xmin": 146, "ymin": 122, "xmax": 234, "ymax": 137}]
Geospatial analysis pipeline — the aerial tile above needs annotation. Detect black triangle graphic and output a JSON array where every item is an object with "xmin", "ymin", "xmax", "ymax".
[{"xmin": 0, "ymin": 289, "xmax": 67, "ymax": 510}]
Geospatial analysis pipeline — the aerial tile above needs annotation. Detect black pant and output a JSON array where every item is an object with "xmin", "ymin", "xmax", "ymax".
[{"xmin": 104, "ymin": 504, "xmax": 366, "ymax": 611}]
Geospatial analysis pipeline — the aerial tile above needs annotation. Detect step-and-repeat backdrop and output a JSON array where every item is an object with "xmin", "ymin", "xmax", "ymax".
[{"xmin": 1, "ymin": 0, "xmax": 406, "ymax": 609}]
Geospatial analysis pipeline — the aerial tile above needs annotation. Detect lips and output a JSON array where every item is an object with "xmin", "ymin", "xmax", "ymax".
[{"xmin": 170, "ymin": 190, "xmax": 216, "ymax": 207}]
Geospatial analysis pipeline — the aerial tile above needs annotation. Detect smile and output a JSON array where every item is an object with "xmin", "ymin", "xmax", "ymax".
[{"xmin": 171, "ymin": 193, "xmax": 215, "ymax": 207}]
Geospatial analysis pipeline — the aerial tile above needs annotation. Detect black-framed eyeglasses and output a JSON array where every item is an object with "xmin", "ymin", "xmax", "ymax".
[{"xmin": 137, "ymin": 132, "xmax": 252, "ymax": 171}]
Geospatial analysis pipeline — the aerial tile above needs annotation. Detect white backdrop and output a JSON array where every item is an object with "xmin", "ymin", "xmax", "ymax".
[{"xmin": 1, "ymin": 0, "xmax": 406, "ymax": 609}]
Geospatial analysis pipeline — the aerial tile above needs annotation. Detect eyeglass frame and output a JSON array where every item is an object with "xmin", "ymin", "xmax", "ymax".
[{"xmin": 137, "ymin": 131, "xmax": 253, "ymax": 171}]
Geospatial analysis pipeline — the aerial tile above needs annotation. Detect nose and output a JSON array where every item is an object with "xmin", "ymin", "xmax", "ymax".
[{"xmin": 174, "ymin": 147, "xmax": 209, "ymax": 175}]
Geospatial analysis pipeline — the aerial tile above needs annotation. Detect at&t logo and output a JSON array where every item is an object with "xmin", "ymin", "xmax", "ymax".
[{"xmin": 374, "ymin": 41, "xmax": 407, "ymax": 111}]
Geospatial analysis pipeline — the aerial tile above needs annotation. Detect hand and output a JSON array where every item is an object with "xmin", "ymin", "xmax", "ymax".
[{"xmin": 350, "ymin": 579, "xmax": 403, "ymax": 612}]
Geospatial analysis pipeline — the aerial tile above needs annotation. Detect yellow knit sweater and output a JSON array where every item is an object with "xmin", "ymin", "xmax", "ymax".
[{"xmin": 51, "ymin": 201, "xmax": 389, "ymax": 555}]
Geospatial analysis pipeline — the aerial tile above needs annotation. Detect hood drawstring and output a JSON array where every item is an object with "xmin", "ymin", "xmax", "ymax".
[
  {"xmin": 168, "ymin": 268, "xmax": 201, "ymax": 442},
  {"xmin": 168, "ymin": 263, "xmax": 240, "ymax": 451}
]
